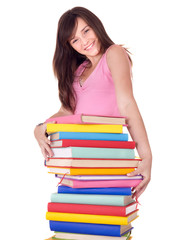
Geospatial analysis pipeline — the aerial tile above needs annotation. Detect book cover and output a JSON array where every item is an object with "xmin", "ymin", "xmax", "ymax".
[
  {"xmin": 57, "ymin": 186, "xmax": 132, "ymax": 195},
  {"xmin": 47, "ymin": 124, "xmax": 123, "ymax": 134},
  {"xmin": 47, "ymin": 202, "xmax": 137, "ymax": 216},
  {"xmin": 50, "ymin": 132, "xmax": 128, "ymax": 141},
  {"xmin": 48, "ymin": 167, "xmax": 134, "ymax": 175},
  {"xmin": 46, "ymin": 210, "xmax": 138, "ymax": 225},
  {"xmin": 51, "ymin": 147, "xmax": 135, "ymax": 159},
  {"xmin": 50, "ymin": 139, "xmax": 135, "ymax": 149},
  {"xmin": 45, "ymin": 114, "xmax": 126, "ymax": 125},
  {"xmin": 57, "ymin": 178, "xmax": 142, "ymax": 188},
  {"xmin": 50, "ymin": 193, "xmax": 134, "ymax": 206},
  {"xmin": 49, "ymin": 221, "xmax": 133, "ymax": 237},
  {"xmin": 56, "ymin": 175, "xmax": 143, "ymax": 181},
  {"xmin": 53, "ymin": 231, "xmax": 131, "ymax": 240},
  {"xmin": 46, "ymin": 158, "xmax": 141, "ymax": 168}
]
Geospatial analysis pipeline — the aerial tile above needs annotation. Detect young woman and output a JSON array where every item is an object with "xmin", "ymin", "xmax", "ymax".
[{"xmin": 34, "ymin": 7, "xmax": 152, "ymax": 199}]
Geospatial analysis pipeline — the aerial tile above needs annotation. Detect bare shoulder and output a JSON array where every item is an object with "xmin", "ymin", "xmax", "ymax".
[{"xmin": 106, "ymin": 44, "xmax": 130, "ymax": 72}]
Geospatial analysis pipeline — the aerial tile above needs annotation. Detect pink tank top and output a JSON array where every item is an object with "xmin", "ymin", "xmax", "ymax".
[{"xmin": 72, "ymin": 47, "xmax": 121, "ymax": 117}]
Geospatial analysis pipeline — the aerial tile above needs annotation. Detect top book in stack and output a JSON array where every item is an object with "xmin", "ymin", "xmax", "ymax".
[{"xmin": 45, "ymin": 114, "xmax": 126, "ymax": 125}]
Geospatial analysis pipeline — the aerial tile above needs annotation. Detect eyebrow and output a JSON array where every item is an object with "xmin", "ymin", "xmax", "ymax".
[{"xmin": 70, "ymin": 25, "xmax": 89, "ymax": 41}]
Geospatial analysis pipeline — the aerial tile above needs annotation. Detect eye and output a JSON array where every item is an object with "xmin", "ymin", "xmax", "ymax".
[
  {"xmin": 84, "ymin": 28, "xmax": 90, "ymax": 34},
  {"xmin": 72, "ymin": 39, "xmax": 78, "ymax": 44}
]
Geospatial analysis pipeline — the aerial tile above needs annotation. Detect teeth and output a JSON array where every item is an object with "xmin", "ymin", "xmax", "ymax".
[{"xmin": 86, "ymin": 42, "xmax": 93, "ymax": 50}]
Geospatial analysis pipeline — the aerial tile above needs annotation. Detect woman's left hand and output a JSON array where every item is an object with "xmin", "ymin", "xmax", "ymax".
[{"xmin": 127, "ymin": 158, "xmax": 152, "ymax": 199}]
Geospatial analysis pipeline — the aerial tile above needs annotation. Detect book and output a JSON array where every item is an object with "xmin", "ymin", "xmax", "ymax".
[
  {"xmin": 50, "ymin": 139, "xmax": 135, "ymax": 149},
  {"xmin": 57, "ymin": 186, "xmax": 132, "ymax": 195},
  {"xmin": 51, "ymin": 147, "xmax": 135, "ymax": 159},
  {"xmin": 49, "ymin": 221, "xmax": 133, "ymax": 237},
  {"xmin": 50, "ymin": 193, "xmax": 134, "ymax": 206},
  {"xmin": 50, "ymin": 132, "xmax": 128, "ymax": 141},
  {"xmin": 56, "ymin": 178, "xmax": 142, "ymax": 188},
  {"xmin": 53, "ymin": 231, "xmax": 131, "ymax": 240},
  {"xmin": 47, "ymin": 124, "xmax": 123, "ymax": 134},
  {"xmin": 56, "ymin": 175, "xmax": 143, "ymax": 181},
  {"xmin": 46, "ymin": 235, "xmax": 132, "ymax": 240},
  {"xmin": 46, "ymin": 210, "xmax": 138, "ymax": 225},
  {"xmin": 48, "ymin": 167, "xmax": 134, "ymax": 175},
  {"xmin": 45, "ymin": 114, "xmax": 126, "ymax": 125},
  {"xmin": 48, "ymin": 202, "xmax": 137, "ymax": 216},
  {"xmin": 46, "ymin": 157, "xmax": 141, "ymax": 168}
]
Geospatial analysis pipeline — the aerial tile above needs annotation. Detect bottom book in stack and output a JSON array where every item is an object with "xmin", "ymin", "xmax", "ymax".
[{"xmin": 46, "ymin": 184, "xmax": 140, "ymax": 240}]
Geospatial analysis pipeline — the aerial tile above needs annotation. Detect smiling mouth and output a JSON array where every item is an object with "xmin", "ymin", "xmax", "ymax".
[{"xmin": 84, "ymin": 41, "xmax": 95, "ymax": 51}]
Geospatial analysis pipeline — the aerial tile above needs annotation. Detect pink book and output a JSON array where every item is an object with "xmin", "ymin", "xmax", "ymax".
[
  {"xmin": 45, "ymin": 114, "xmax": 126, "ymax": 125},
  {"xmin": 56, "ymin": 177, "xmax": 142, "ymax": 188}
]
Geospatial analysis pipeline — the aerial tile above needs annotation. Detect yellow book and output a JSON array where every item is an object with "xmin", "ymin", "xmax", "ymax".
[
  {"xmin": 47, "ymin": 123, "xmax": 123, "ymax": 134},
  {"xmin": 46, "ymin": 211, "xmax": 138, "ymax": 225},
  {"xmin": 48, "ymin": 167, "xmax": 135, "ymax": 175}
]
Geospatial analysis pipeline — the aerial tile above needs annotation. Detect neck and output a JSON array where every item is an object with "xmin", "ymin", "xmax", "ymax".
[{"xmin": 86, "ymin": 53, "xmax": 103, "ymax": 67}]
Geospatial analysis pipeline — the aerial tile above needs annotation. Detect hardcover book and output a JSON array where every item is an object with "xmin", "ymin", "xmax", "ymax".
[
  {"xmin": 56, "ymin": 178, "xmax": 142, "ymax": 188},
  {"xmin": 47, "ymin": 202, "xmax": 137, "ymax": 216},
  {"xmin": 50, "ymin": 132, "xmax": 128, "ymax": 141},
  {"xmin": 51, "ymin": 147, "xmax": 135, "ymax": 159},
  {"xmin": 57, "ymin": 185, "xmax": 132, "ymax": 195},
  {"xmin": 46, "ymin": 210, "xmax": 138, "ymax": 225},
  {"xmin": 48, "ymin": 167, "xmax": 134, "ymax": 175},
  {"xmin": 50, "ymin": 139, "xmax": 135, "ymax": 148},
  {"xmin": 46, "ymin": 157, "xmax": 141, "ymax": 168},
  {"xmin": 47, "ymin": 123, "xmax": 123, "ymax": 134},
  {"xmin": 53, "ymin": 231, "xmax": 131, "ymax": 240},
  {"xmin": 49, "ymin": 221, "xmax": 133, "ymax": 237},
  {"xmin": 50, "ymin": 193, "xmax": 134, "ymax": 206},
  {"xmin": 45, "ymin": 114, "xmax": 126, "ymax": 125}
]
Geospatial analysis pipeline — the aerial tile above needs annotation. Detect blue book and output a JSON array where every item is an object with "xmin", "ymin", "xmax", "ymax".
[
  {"xmin": 49, "ymin": 221, "xmax": 133, "ymax": 237},
  {"xmin": 58, "ymin": 186, "xmax": 132, "ymax": 195},
  {"xmin": 50, "ymin": 131, "xmax": 128, "ymax": 141}
]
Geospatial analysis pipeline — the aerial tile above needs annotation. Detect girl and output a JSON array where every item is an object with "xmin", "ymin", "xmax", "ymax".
[{"xmin": 34, "ymin": 7, "xmax": 152, "ymax": 199}]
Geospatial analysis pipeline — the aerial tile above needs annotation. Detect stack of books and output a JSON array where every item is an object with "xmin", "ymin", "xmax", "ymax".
[{"xmin": 44, "ymin": 114, "xmax": 143, "ymax": 240}]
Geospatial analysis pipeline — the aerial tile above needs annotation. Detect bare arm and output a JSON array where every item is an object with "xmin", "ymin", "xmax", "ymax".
[
  {"xmin": 107, "ymin": 45, "xmax": 152, "ymax": 199},
  {"xmin": 34, "ymin": 105, "xmax": 73, "ymax": 160}
]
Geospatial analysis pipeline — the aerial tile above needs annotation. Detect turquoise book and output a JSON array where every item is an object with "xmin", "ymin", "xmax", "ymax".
[
  {"xmin": 50, "ymin": 132, "xmax": 128, "ymax": 141},
  {"xmin": 51, "ymin": 193, "xmax": 134, "ymax": 206},
  {"xmin": 51, "ymin": 147, "xmax": 135, "ymax": 159}
]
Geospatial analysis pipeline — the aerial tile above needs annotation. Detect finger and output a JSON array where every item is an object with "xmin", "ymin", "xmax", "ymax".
[
  {"xmin": 42, "ymin": 141, "xmax": 53, "ymax": 158},
  {"xmin": 44, "ymin": 136, "xmax": 51, "ymax": 145},
  {"xmin": 133, "ymin": 184, "xmax": 147, "ymax": 199},
  {"xmin": 132, "ymin": 178, "xmax": 149, "ymax": 199},
  {"xmin": 41, "ymin": 146, "xmax": 49, "ymax": 161},
  {"xmin": 127, "ymin": 168, "xmax": 140, "ymax": 177}
]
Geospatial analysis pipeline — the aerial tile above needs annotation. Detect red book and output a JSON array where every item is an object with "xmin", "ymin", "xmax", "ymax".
[
  {"xmin": 47, "ymin": 202, "xmax": 137, "ymax": 217},
  {"xmin": 50, "ymin": 139, "xmax": 135, "ymax": 149}
]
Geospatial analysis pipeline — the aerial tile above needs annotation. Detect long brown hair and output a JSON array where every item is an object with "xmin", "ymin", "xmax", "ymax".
[{"xmin": 53, "ymin": 7, "xmax": 132, "ymax": 113}]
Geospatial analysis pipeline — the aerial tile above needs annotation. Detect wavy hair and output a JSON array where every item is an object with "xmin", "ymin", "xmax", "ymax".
[{"xmin": 53, "ymin": 7, "xmax": 132, "ymax": 113}]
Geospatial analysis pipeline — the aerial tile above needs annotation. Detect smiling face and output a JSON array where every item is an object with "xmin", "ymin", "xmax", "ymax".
[{"xmin": 69, "ymin": 17, "xmax": 101, "ymax": 60}]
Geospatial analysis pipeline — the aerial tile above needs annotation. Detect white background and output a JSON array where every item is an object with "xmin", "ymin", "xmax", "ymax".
[{"xmin": 0, "ymin": 0, "xmax": 176, "ymax": 239}]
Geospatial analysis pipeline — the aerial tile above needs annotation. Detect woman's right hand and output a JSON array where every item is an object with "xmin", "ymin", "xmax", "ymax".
[{"xmin": 34, "ymin": 122, "xmax": 54, "ymax": 161}]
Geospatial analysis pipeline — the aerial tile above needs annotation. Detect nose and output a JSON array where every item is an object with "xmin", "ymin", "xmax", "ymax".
[{"xmin": 81, "ymin": 37, "xmax": 89, "ymax": 46}]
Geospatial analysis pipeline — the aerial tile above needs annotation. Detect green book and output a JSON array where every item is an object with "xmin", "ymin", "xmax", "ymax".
[
  {"xmin": 52, "ymin": 231, "xmax": 131, "ymax": 240},
  {"xmin": 51, "ymin": 193, "xmax": 134, "ymax": 206},
  {"xmin": 51, "ymin": 147, "xmax": 135, "ymax": 159}
]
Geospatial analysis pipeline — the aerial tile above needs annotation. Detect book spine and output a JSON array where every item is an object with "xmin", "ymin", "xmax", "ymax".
[
  {"xmin": 46, "ymin": 212, "xmax": 130, "ymax": 225},
  {"xmin": 47, "ymin": 124, "xmax": 123, "ymax": 134},
  {"xmin": 53, "ymin": 139, "xmax": 135, "ymax": 149},
  {"xmin": 69, "ymin": 179, "xmax": 142, "ymax": 188},
  {"xmin": 71, "ymin": 148, "xmax": 135, "ymax": 159},
  {"xmin": 49, "ymin": 221, "xmax": 124, "ymax": 237},
  {"xmin": 51, "ymin": 132, "xmax": 128, "ymax": 141},
  {"xmin": 57, "ymin": 186, "xmax": 132, "ymax": 195},
  {"xmin": 50, "ymin": 193, "xmax": 133, "ymax": 206},
  {"xmin": 48, "ymin": 202, "xmax": 128, "ymax": 216}
]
